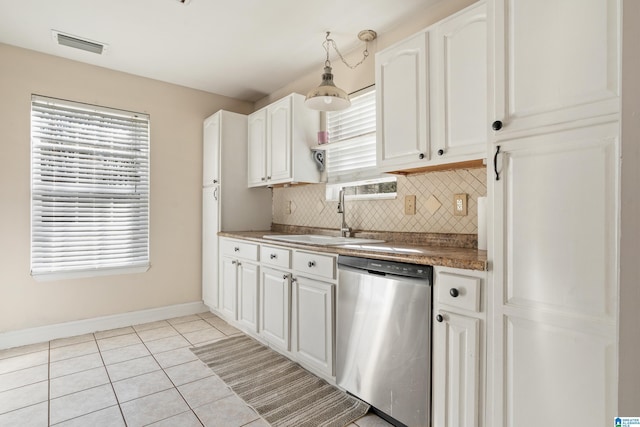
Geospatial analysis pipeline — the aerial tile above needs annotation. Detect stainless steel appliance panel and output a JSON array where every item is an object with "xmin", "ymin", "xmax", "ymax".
[{"xmin": 337, "ymin": 262, "xmax": 431, "ymax": 427}]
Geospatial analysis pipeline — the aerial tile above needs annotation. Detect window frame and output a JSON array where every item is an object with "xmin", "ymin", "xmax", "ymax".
[{"xmin": 30, "ymin": 95, "xmax": 151, "ymax": 281}]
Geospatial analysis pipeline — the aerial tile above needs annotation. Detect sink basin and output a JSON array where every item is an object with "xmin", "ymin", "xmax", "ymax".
[{"xmin": 262, "ymin": 234, "xmax": 385, "ymax": 246}]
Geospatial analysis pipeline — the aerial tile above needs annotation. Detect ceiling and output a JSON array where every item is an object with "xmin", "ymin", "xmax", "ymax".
[{"xmin": 0, "ymin": 0, "xmax": 440, "ymax": 102}]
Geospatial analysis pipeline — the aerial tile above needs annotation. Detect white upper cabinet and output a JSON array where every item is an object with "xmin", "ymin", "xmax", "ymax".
[
  {"xmin": 248, "ymin": 93, "xmax": 320, "ymax": 187},
  {"xmin": 376, "ymin": 31, "xmax": 430, "ymax": 170},
  {"xmin": 376, "ymin": 1, "xmax": 488, "ymax": 173},
  {"xmin": 490, "ymin": 0, "xmax": 620, "ymax": 137},
  {"xmin": 247, "ymin": 109, "xmax": 268, "ymax": 187},
  {"xmin": 203, "ymin": 113, "xmax": 220, "ymax": 187},
  {"xmin": 432, "ymin": 2, "xmax": 488, "ymax": 161}
]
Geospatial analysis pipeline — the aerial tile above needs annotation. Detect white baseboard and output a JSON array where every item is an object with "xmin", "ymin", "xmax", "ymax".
[{"xmin": 0, "ymin": 301, "xmax": 209, "ymax": 351}]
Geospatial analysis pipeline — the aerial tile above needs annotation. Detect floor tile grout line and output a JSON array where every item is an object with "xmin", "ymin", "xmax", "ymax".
[
  {"xmin": 94, "ymin": 331, "xmax": 129, "ymax": 427},
  {"xmin": 48, "ymin": 340, "xmax": 51, "ymax": 427}
]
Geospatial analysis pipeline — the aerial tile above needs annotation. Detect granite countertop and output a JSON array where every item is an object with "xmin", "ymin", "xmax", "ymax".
[{"xmin": 218, "ymin": 227, "xmax": 487, "ymax": 271}]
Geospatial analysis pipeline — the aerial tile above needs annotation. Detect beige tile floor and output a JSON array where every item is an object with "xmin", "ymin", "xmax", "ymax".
[{"xmin": 0, "ymin": 311, "xmax": 392, "ymax": 427}]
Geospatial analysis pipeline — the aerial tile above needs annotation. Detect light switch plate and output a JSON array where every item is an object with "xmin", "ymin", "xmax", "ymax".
[
  {"xmin": 454, "ymin": 193, "xmax": 468, "ymax": 216},
  {"xmin": 405, "ymin": 195, "xmax": 416, "ymax": 215}
]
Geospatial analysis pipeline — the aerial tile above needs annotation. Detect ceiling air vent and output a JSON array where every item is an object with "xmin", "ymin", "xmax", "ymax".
[{"xmin": 52, "ymin": 30, "xmax": 107, "ymax": 55}]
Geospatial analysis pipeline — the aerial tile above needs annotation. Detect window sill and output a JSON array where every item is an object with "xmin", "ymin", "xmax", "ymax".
[{"xmin": 31, "ymin": 265, "xmax": 150, "ymax": 282}]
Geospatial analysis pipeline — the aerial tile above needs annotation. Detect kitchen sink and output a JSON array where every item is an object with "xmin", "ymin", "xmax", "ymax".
[{"xmin": 262, "ymin": 234, "xmax": 385, "ymax": 246}]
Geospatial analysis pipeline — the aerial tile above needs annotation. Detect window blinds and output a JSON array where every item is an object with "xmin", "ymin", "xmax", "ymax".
[
  {"xmin": 325, "ymin": 89, "xmax": 377, "ymax": 183},
  {"xmin": 30, "ymin": 95, "xmax": 150, "ymax": 277}
]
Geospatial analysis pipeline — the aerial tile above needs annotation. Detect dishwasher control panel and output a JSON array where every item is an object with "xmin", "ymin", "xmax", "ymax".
[{"xmin": 338, "ymin": 255, "xmax": 432, "ymax": 280}]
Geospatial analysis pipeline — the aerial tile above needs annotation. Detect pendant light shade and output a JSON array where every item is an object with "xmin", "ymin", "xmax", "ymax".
[
  {"xmin": 305, "ymin": 65, "xmax": 351, "ymax": 111},
  {"xmin": 304, "ymin": 30, "xmax": 376, "ymax": 112}
]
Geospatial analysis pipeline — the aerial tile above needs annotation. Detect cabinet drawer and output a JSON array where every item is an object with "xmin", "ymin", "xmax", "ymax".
[
  {"xmin": 221, "ymin": 239, "xmax": 259, "ymax": 261},
  {"xmin": 260, "ymin": 245, "xmax": 291, "ymax": 269},
  {"xmin": 436, "ymin": 272, "xmax": 481, "ymax": 313},
  {"xmin": 293, "ymin": 251, "xmax": 336, "ymax": 280}
]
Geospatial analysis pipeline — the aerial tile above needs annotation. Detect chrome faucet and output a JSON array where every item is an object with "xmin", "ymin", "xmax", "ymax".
[{"xmin": 337, "ymin": 189, "xmax": 351, "ymax": 237}]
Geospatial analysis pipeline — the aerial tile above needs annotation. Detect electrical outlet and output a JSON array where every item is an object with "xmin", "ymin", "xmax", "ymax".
[
  {"xmin": 285, "ymin": 200, "xmax": 292, "ymax": 215},
  {"xmin": 454, "ymin": 193, "xmax": 468, "ymax": 216},
  {"xmin": 405, "ymin": 195, "xmax": 416, "ymax": 215}
]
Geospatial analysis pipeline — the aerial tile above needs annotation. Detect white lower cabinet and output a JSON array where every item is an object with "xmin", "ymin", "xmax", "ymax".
[
  {"xmin": 220, "ymin": 256, "xmax": 238, "ymax": 321},
  {"xmin": 292, "ymin": 275, "xmax": 335, "ymax": 377},
  {"xmin": 432, "ymin": 266, "xmax": 486, "ymax": 427},
  {"xmin": 237, "ymin": 262, "xmax": 259, "ymax": 333},
  {"xmin": 260, "ymin": 267, "xmax": 291, "ymax": 351}
]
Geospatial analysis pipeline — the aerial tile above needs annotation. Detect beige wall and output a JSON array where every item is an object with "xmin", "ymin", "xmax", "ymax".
[
  {"xmin": 0, "ymin": 43, "xmax": 252, "ymax": 333},
  {"xmin": 619, "ymin": 0, "xmax": 640, "ymax": 413}
]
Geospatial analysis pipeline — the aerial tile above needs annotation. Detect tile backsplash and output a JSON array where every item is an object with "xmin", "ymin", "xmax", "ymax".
[{"xmin": 272, "ymin": 168, "xmax": 487, "ymax": 234}]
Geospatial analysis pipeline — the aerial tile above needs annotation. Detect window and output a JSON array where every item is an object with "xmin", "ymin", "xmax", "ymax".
[
  {"xmin": 324, "ymin": 86, "xmax": 396, "ymax": 200},
  {"xmin": 30, "ymin": 95, "xmax": 150, "ymax": 279}
]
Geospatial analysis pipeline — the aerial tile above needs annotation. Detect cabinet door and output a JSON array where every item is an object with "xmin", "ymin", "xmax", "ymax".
[
  {"xmin": 260, "ymin": 267, "xmax": 291, "ymax": 351},
  {"xmin": 433, "ymin": 311, "xmax": 480, "ymax": 427},
  {"xmin": 267, "ymin": 96, "xmax": 293, "ymax": 183},
  {"xmin": 376, "ymin": 31, "xmax": 429, "ymax": 169},
  {"xmin": 489, "ymin": 123, "xmax": 618, "ymax": 427},
  {"xmin": 491, "ymin": 0, "xmax": 619, "ymax": 136},
  {"xmin": 248, "ymin": 109, "xmax": 267, "ymax": 187},
  {"xmin": 433, "ymin": 2, "xmax": 487, "ymax": 161},
  {"xmin": 202, "ymin": 187, "xmax": 219, "ymax": 309},
  {"xmin": 203, "ymin": 113, "xmax": 220, "ymax": 187},
  {"xmin": 293, "ymin": 276, "xmax": 334, "ymax": 376},
  {"xmin": 220, "ymin": 256, "xmax": 238, "ymax": 320},
  {"xmin": 237, "ymin": 262, "xmax": 259, "ymax": 332}
]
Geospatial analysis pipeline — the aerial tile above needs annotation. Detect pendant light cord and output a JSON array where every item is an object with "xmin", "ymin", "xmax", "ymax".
[{"xmin": 322, "ymin": 32, "xmax": 371, "ymax": 70}]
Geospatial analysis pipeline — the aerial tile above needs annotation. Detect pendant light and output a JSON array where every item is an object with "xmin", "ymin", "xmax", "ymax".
[{"xmin": 305, "ymin": 30, "xmax": 377, "ymax": 112}]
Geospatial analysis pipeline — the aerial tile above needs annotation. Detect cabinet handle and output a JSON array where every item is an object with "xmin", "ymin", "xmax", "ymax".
[
  {"xmin": 237, "ymin": 262, "xmax": 242, "ymax": 266},
  {"xmin": 291, "ymin": 276, "xmax": 297, "ymax": 283},
  {"xmin": 449, "ymin": 288, "xmax": 459, "ymax": 298},
  {"xmin": 234, "ymin": 247, "xmax": 240, "ymax": 252},
  {"xmin": 231, "ymin": 260, "xmax": 237, "ymax": 265},
  {"xmin": 436, "ymin": 314, "xmax": 444, "ymax": 323},
  {"xmin": 418, "ymin": 153, "xmax": 425, "ymax": 160},
  {"xmin": 267, "ymin": 176, "xmax": 271, "ymax": 180},
  {"xmin": 261, "ymin": 177, "xmax": 266, "ymax": 181},
  {"xmin": 492, "ymin": 120, "xmax": 503, "ymax": 131},
  {"xmin": 213, "ymin": 187, "xmax": 218, "ymax": 201},
  {"xmin": 270, "ymin": 254, "xmax": 277, "ymax": 259},
  {"xmin": 308, "ymin": 261, "xmax": 316, "ymax": 268},
  {"xmin": 437, "ymin": 149, "xmax": 444, "ymax": 156},
  {"xmin": 494, "ymin": 145, "xmax": 501, "ymax": 181}
]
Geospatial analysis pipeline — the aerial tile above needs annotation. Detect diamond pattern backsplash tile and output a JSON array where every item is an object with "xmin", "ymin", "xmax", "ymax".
[{"xmin": 272, "ymin": 168, "xmax": 487, "ymax": 234}]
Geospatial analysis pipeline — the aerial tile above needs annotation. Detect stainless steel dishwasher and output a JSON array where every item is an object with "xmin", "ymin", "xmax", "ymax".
[{"xmin": 336, "ymin": 255, "xmax": 433, "ymax": 427}]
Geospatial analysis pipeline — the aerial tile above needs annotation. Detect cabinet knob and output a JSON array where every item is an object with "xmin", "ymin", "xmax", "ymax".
[
  {"xmin": 213, "ymin": 179, "xmax": 218, "ymax": 184},
  {"xmin": 231, "ymin": 260, "xmax": 237, "ymax": 265},
  {"xmin": 418, "ymin": 153, "xmax": 425, "ymax": 160},
  {"xmin": 492, "ymin": 120, "xmax": 503, "ymax": 131},
  {"xmin": 436, "ymin": 314, "xmax": 444, "ymax": 323},
  {"xmin": 234, "ymin": 247, "xmax": 240, "ymax": 252},
  {"xmin": 449, "ymin": 288, "xmax": 459, "ymax": 298},
  {"xmin": 308, "ymin": 261, "xmax": 316, "ymax": 268},
  {"xmin": 282, "ymin": 274, "xmax": 289, "ymax": 280},
  {"xmin": 267, "ymin": 176, "xmax": 271, "ymax": 180},
  {"xmin": 270, "ymin": 253, "xmax": 277, "ymax": 259},
  {"xmin": 261, "ymin": 177, "xmax": 266, "ymax": 181},
  {"xmin": 437, "ymin": 149, "xmax": 444, "ymax": 156},
  {"xmin": 291, "ymin": 277, "xmax": 297, "ymax": 283}
]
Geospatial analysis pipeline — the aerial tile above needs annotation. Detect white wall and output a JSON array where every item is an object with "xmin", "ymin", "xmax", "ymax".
[{"xmin": 0, "ymin": 43, "xmax": 252, "ymax": 334}]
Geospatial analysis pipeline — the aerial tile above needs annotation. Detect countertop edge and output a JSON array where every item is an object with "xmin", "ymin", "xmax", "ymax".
[{"xmin": 218, "ymin": 231, "xmax": 487, "ymax": 272}]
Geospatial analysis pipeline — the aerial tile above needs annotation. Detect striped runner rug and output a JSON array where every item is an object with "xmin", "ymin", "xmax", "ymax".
[{"xmin": 190, "ymin": 335, "xmax": 369, "ymax": 427}]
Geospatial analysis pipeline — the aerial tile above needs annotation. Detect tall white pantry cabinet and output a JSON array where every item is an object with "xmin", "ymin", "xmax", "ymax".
[
  {"xmin": 202, "ymin": 110, "xmax": 271, "ymax": 311},
  {"xmin": 486, "ymin": 0, "xmax": 622, "ymax": 426}
]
